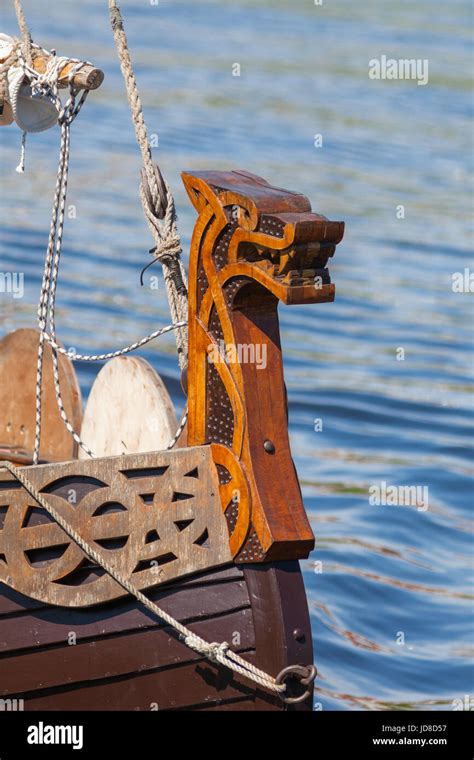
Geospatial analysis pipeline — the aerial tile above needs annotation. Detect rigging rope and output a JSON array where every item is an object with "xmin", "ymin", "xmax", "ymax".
[
  {"xmin": 13, "ymin": 0, "xmax": 32, "ymax": 65},
  {"xmin": 6, "ymin": 2, "xmax": 189, "ymax": 460},
  {"xmin": 108, "ymin": 0, "xmax": 188, "ymax": 368},
  {"xmin": 30, "ymin": 81, "xmax": 188, "ymax": 461}
]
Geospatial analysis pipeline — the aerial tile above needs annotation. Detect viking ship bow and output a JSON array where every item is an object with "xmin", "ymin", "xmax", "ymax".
[{"xmin": 0, "ymin": 170, "xmax": 344, "ymax": 711}]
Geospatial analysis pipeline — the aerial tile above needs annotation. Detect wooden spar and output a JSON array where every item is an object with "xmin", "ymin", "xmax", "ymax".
[{"xmin": 31, "ymin": 48, "xmax": 104, "ymax": 91}]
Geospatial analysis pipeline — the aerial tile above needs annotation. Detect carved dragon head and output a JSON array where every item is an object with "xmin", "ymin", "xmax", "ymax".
[
  {"xmin": 182, "ymin": 169, "xmax": 344, "ymax": 308},
  {"xmin": 182, "ymin": 169, "xmax": 345, "ymax": 562}
]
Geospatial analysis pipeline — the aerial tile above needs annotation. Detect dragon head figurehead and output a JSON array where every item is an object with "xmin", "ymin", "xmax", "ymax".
[
  {"xmin": 182, "ymin": 169, "xmax": 344, "ymax": 307},
  {"xmin": 182, "ymin": 169, "xmax": 344, "ymax": 562}
]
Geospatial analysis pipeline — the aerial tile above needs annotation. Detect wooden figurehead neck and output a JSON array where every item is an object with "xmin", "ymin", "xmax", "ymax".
[{"xmin": 182, "ymin": 170, "xmax": 344, "ymax": 563}]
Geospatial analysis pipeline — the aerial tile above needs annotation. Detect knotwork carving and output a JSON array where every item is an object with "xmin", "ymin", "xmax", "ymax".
[{"xmin": 0, "ymin": 447, "xmax": 231, "ymax": 607}]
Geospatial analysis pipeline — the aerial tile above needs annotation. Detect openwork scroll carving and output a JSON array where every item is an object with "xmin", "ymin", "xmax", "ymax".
[{"xmin": 0, "ymin": 447, "xmax": 231, "ymax": 607}]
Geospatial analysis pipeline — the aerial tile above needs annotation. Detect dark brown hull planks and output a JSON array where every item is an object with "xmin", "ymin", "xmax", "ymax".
[{"xmin": 0, "ymin": 561, "xmax": 313, "ymax": 711}]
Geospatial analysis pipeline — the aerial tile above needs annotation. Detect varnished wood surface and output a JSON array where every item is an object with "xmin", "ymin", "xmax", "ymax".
[{"xmin": 182, "ymin": 169, "xmax": 344, "ymax": 561}]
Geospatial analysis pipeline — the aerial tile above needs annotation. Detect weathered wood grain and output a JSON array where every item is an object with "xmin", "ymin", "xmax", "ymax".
[
  {"xmin": 0, "ymin": 447, "xmax": 231, "ymax": 606},
  {"xmin": 0, "ymin": 329, "xmax": 82, "ymax": 464},
  {"xmin": 79, "ymin": 356, "xmax": 178, "ymax": 459},
  {"xmin": 0, "ymin": 573, "xmax": 249, "ymax": 653}
]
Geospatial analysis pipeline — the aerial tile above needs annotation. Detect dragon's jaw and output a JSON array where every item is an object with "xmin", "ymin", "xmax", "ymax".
[
  {"xmin": 233, "ymin": 218, "xmax": 341, "ymax": 305},
  {"xmin": 228, "ymin": 260, "xmax": 335, "ymax": 305}
]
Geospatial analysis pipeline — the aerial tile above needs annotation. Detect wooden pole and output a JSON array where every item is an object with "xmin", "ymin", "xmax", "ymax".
[{"xmin": 31, "ymin": 49, "xmax": 104, "ymax": 91}]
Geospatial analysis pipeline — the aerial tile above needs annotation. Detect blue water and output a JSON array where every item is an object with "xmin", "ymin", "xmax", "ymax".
[{"xmin": 0, "ymin": 0, "xmax": 472, "ymax": 710}]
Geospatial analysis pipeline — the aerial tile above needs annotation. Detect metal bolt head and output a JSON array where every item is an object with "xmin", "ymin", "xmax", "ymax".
[{"xmin": 263, "ymin": 439, "xmax": 275, "ymax": 454}]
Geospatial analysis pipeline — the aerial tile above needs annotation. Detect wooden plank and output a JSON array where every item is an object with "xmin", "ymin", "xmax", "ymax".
[
  {"xmin": 16, "ymin": 650, "xmax": 284, "ymax": 712},
  {"xmin": 193, "ymin": 697, "xmax": 255, "ymax": 711},
  {"xmin": 244, "ymin": 562, "xmax": 314, "ymax": 711},
  {"xmin": 0, "ymin": 577, "xmax": 249, "ymax": 653},
  {"xmin": 0, "ymin": 446, "xmax": 232, "ymax": 606},
  {"xmin": 0, "ymin": 564, "xmax": 243, "ymax": 617},
  {"xmin": 0, "ymin": 587, "xmax": 46, "ymax": 617},
  {"xmin": 0, "ymin": 608, "xmax": 254, "ymax": 695}
]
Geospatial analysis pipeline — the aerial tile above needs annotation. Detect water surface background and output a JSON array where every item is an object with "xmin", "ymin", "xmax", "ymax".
[{"xmin": 0, "ymin": 0, "xmax": 472, "ymax": 710}]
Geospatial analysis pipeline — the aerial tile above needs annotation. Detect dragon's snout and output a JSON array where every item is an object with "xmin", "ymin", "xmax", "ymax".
[
  {"xmin": 182, "ymin": 168, "xmax": 345, "ymax": 305},
  {"xmin": 236, "ymin": 210, "xmax": 344, "ymax": 305}
]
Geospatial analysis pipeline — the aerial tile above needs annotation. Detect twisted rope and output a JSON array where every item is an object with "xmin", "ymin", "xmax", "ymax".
[
  {"xmin": 13, "ymin": 0, "xmax": 32, "ymax": 65},
  {"xmin": 1, "ymin": 459, "xmax": 286, "ymax": 698},
  {"xmin": 108, "ymin": 0, "xmax": 188, "ymax": 368},
  {"xmin": 0, "ymin": 39, "xmax": 20, "ymax": 113},
  {"xmin": 5, "ymin": 0, "xmax": 303, "ymax": 705}
]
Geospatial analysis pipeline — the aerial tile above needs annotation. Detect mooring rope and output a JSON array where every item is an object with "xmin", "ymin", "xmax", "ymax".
[{"xmin": 1, "ymin": 459, "xmax": 286, "ymax": 699}]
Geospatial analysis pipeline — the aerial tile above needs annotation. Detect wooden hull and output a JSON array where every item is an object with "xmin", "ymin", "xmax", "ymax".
[{"xmin": 0, "ymin": 561, "xmax": 313, "ymax": 711}]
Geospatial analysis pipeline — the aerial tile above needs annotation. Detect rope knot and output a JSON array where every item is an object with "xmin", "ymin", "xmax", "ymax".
[
  {"xmin": 184, "ymin": 636, "xmax": 230, "ymax": 663},
  {"xmin": 151, "ymin": 235, "xmax": 182, "ymax": 262},
  {"xmin": 141, "ymin": 237, "xmax": 188, "ymax": 296}
]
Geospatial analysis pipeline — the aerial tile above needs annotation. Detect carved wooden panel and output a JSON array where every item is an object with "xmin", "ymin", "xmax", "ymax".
[{"xmin": 0, "ymin": 447, "xmax": 231, "ymax": 607}]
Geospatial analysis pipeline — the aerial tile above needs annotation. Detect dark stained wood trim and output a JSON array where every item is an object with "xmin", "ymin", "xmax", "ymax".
[
  {"xmin": 1, "ymin": 609, "xmax": 255, "ymax": 695},
  {"xmin": 0, "ymin": 578, "xmax": 249, "ymax": 655},
  {"xmin": 244, "ymin": 561, "xmax": 314, "ymax": 711},
  {"xmin": 16, "ymin": 651, "xmax": 280, "ymax": 711}
]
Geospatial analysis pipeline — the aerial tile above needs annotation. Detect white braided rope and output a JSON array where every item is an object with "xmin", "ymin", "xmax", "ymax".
[
  {"xmin": 26, "ymin": 46, "xmax": 188, "ymax": 462},
  {"xmin": 1, "ymin": 459, "xmax": 285, "ymax": 698},
  {"xmin": 43, "ymin": 321, "xmax": 187, "ymax": 363},
  {"xmin": 33, "ymin": 75, "xmax": 89, "ymax": 463}
]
